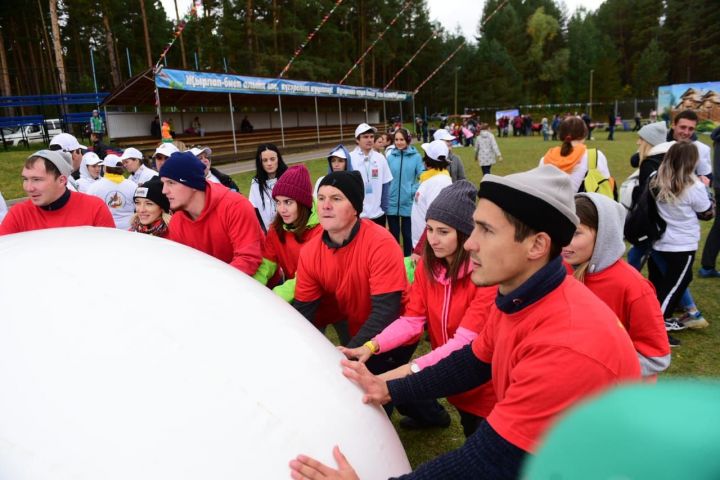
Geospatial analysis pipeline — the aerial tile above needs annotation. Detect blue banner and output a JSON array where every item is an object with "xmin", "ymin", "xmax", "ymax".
[{"xmin": 155, "ymin": 69, "xmax": 410, "ymax": 101}]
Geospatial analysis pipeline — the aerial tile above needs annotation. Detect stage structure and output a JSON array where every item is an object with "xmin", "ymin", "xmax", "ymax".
[{"xmin": 102, "ymin": 68, "xmax": 412, "ymax": 150}]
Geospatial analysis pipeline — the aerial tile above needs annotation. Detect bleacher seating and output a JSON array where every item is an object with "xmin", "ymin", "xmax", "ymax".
[{"xmin": 115, "ymin": 123, "xmax": 383, "ymax": 164}]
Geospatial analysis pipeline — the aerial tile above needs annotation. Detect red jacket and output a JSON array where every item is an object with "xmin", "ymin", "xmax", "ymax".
[
  {"xmin": 168, "ymin": 182, "xmax": 264, "ymax": 276},
  {"xmin": 0, "ymin": 191, "xmax": 114, "ymax": 234},
  {"xmin": 263, "ymin": 224, "xmax": 322, "ymax": 280},
  {"xmin": 405, "ymin": 259, "xmax": 497, "ymax": 417}
]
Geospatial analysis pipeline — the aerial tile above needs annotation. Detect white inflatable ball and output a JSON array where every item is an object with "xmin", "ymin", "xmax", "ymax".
[{"xmin": 0, "ymin": 227, "xmax": 411, "ymax": 479}]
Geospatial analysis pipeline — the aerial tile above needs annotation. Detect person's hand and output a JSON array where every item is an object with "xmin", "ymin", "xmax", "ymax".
[
  {"xmin": 410, "ymin": 253, "xmax": 421, "ymax": 266},
  {"xmin": 341, "ymin": 359, "xmax": 391, "ymax": 405},
  {"xmin": 337, "ymin": 345, "xmax": 372, "ymax": 363},
  {"xmin": 289, "ymin": 446, "xmax": 359, "ymax": 480},
  {"xmin": 498, "ymin": 156, "xmax": 503, "ymax": 162},
  {"xmin": 700, "ymin": 175, "xmax": 711, "ymax": 187}
]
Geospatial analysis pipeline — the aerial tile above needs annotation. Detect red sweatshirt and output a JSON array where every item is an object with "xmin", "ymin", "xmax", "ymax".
[
  {"xmin": 294, "ymin": 219, "xmax": 407, "ymax": 336},
  {"xmin": 263, "ymin": 224, "xmax": 322, "ymax": 279},
  {"xmin": 472, "ymin": 276, "xmax": 641, "ymax": 453},
  {"xmin": 167, "ymin": 182, "xmax": 264, "ymax": 276},
  {"xmin": 402, "ymin": 259, "xmax": 497, "ymax": 417},
  {"xmin": 0, "ymin": 191, "xmax": 114, "ymax": 234},
  {"xmin": 583, "ymin": 260, "xmax": 670, "ymax": 379}
]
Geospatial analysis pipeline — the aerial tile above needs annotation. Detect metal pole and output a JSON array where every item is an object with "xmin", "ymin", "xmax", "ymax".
[
  {"xmin": 90, "ymin": 48, "xmax": 99, "ymax": 110},
  {"xmin": 314, "ymin": 96, "xmax": 320, "ymax": 144},
  {"xmin": 338, "ymin": 98, "xmax": 343, "ymax": 141},
  {"xmin": 589, "ymin": 69, "xmax": 594, "ymax": 119},
  {"xmin": 411, "ymin": 95, "xmax": 416, "ymax": 130},
  {"xmin": 454, "ymin": 67, "xmax": 458, "ymax": 115},
  {"xmin": 364, "ymin": 99, "xmax": 369, "ymax": 123},
  {"xmin": 383, "ymin": 100, "xmax": 387, "ymax": 130},
  {"xmin": 224, "ymin": 59, "xmax": 237, "ymax": 154},
  {"xmin": 399, "ymin": 101, "xmax": 403, "ymax": 125},
  {"xmin": 278, "ymin": 95, "xmax": 286, "ymax": 147},
  {"xmin": 153, "ymin": 70, "xmax": 163, "ymax": 125},
  {"xmin": 125, "ymin": 48, "xmax": 137, "ymax": 112}
]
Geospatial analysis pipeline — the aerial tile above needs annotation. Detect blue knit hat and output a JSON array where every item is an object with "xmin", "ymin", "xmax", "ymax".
[{"xmin": 159, "ymin": 151, "xmax": 207, "ymax": 191}]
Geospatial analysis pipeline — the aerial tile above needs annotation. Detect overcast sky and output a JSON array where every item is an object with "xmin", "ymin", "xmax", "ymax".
[{"xmin": 161, "ymin": 0, "xmax": 605, "ymax": 43}]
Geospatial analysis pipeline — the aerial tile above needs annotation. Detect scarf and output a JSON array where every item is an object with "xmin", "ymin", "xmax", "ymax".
[
  {"xmin": 542, "ymin": 144, "xmax": 587, "ymax": 173},
  {"xmin": 129, "ymin": 216, "xmax": 168, "ymax": 237}
]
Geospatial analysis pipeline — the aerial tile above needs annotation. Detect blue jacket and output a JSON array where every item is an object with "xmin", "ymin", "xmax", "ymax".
[{"xmin": 386, "ymin": 145, "xmax": 424, "ymax": 217}]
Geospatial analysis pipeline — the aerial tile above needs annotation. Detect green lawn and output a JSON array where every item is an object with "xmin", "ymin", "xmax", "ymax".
[{"xmin": 2, "ymin": 131, "xmax": 718, "ymax": 468}]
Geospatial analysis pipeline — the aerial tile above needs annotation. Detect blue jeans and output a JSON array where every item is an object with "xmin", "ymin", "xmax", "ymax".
[{"xmin": 628, "ymin": 244, "xmax": 695, "ymax": 309}]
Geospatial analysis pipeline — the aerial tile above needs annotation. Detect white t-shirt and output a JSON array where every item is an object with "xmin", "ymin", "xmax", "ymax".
[
  {"xmin": 77, "ymin": 177, "xmax": 99, "ymax": 193},
  {"xmin": 694, "ymin": 141, "xmax": 712, "ymax": 177},
  {"xmin": 654, "ymin": 180, "xmax": 712, "ymax": 252},
  {"xmin": 539, "ymin": 149, "xmax": 610, "ymax": 192},
  {"xmin": 349, "ymin": 148, "xmax": 393, "ymax": 219},
  {"xmin": 249, "ymin": 177, "xmax": 277, "ymax": 231},
  {"xmin": 411, "ymin": 172, "xmax": 452, "ymax": 248},
  {"xmin": 130, "ymin": 165, "xmax": 159, "ymax": 185},
  {"xmin": 0, "ymin": 191, "xmax": 7, "ymax": 224},
  {"xmin": 86, "ymin": 177, "xmax": 138, "ymax": 230}
]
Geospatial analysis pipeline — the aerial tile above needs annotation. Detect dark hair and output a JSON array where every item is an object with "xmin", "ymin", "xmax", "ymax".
[
  {"xmin": 393, "ymin": 128, "xmax": 411, "ymax": 145},
  {"xmin": 572, "ymin": 196, "xmax": 599, "ymax": 282},
  {"xmin": 674, "ymin": 109, "xmax": 698, "ymax": 124},
  {"xmin": 423, "ymin": 229, "xmax": 470, "ymax": 284},
  {"xmin": 105, "ymin": 166, "xmax": 125, "ymax": 175},
  {"xmin": 502, "ymin": 210, "xmax": 562, "ymax": 260},
  {"xmin": 25, "ymin": 156, "xmax": 61, "ymax": 178},
  {"xmin": 271, "ymin": 202, "xmax": 313, "ymax": 244},
  {"xmin": 254, "ymin": 143, "xmax": 288, "ymax": 209},
  {"xmin": 423, "ymin": 155, "xmax": 449, "ymax": 170},
  {"xmin": 558, "ymin": 116, "xmax": 588, "ymax": 156}
]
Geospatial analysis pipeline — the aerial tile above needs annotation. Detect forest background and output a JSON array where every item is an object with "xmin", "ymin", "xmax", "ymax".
[{"xmin": 0, "ymin": 0, "xmax": 719, "ymax": 114}]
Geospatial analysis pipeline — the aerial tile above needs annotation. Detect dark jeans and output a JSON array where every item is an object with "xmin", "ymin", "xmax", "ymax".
[
  {"xmin": 648, "ymin": 250, "xmax": 696, "ymax": 318},
  {"xmin": 371, "ymin": 215, "xmax": 387, "ymax": 227},
  {"xmin": 481, "ymin": 165, "xmax": 492, "ymax": 175},
  {"xmin": 607, "ymin": 126, "xmax": 615, "ymax": 140},
  {"xmin": 387, "ymin": 215, "xmax": 412, "ymax": 256},
  {"xmin": 701, "ymin": 188, "xmax": 720, "ymax": 270},
  {"xmin": 366, "ymin": 343, "xmax": 449, "ymax": 424},
  {"xmin": 456, "ymin": 408, "xmax": 484, "ymax": 438}
]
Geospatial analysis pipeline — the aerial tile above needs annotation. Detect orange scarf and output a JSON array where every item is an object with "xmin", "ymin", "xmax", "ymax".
[{"xmin": 542, "ymin": 144, "xmax": 587, "ymax": 173}]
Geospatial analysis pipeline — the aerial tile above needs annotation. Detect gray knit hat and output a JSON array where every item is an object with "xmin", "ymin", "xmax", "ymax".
[
  {"xmin": 478, "ymin": 164, "xmax": 579, "ymax": 246},
  {"xmin": 426, "ymin": 180, "xmax": 477, "ymax": 235},
  {"xmin": 638, "ymin": 121, "xmax": 668, "ymax": 147},
  {"xmin": 30, "ymin": 150, "xmax": 72, "ymax": 178}
]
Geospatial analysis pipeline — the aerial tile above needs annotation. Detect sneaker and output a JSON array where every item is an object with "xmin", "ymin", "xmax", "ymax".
[
  {"xmin": 665, "ymin": 319, "xmax": 687, "ymax": 331},
  {"xmin": 680, "ymin": 310, "xmax": 710, "ymax": 329},
  {"xmin": 698, "ymin": 267, "xmax": 720, "ymax": 278},
  {"xmin": 398, "ymin": 410, "xmax": 452, "ymax": 430},
  {"xmin": 668, "ymin": 334, "xmax": 681, "ymax": 347}
]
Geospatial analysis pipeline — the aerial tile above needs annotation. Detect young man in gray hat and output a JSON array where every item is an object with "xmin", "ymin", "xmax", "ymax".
[
  {"xmin": 290, "ymin": 165, "xmax": 641, "ymax": 480},
  {"xmin": 0, "ymin": 151, "xmax": 114, "ymax": 235}
]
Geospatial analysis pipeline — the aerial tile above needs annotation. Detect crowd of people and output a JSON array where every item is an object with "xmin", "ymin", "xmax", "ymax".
[{"xmin": 0, "ymin": 109, "xmax": 717, "ymax": 479}]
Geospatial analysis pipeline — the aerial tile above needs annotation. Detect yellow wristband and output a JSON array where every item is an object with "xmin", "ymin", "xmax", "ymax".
[{"xmin": 363, "ymin": 340, "xmax": 378, "ymax": 354}]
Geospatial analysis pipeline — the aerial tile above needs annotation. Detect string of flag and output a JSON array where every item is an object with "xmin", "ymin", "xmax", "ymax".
[
  {"xmin": 278, "ymin": 0, "xmax": 345, "ymax": 78},
  {"xmin": 412, "ymin": 0, "xmax": 509, "ymax": 95},
  {"xmin": 154, "ymin": 0, "xmax": 203, "ymax": 72},
  {"xmin": 338, "ymin": 0, "xmax": 413, "ymax": 85},
  {"xmin": 384, "ymin": 30, "xmax": 439, "ymax": 90}
]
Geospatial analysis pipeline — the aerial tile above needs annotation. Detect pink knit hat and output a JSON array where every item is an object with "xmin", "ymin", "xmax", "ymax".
[{"xmin": 272, "ymin": 164, "xmax": 313, "ymax": 209}]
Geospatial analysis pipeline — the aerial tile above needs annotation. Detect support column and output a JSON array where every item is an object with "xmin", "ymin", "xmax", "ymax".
[
  {"xmin": 314, "ymin": 96, "xmax": 320, "ymax": 143},
  {"xmin": 278, "ymin": 95, "xmax": 286, "ymax": 147}
]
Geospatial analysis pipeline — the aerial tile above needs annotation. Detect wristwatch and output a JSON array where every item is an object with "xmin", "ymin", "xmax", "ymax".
[{"xmin": 409, "ymin": 362, "xmax": 421, "ymax": 374}]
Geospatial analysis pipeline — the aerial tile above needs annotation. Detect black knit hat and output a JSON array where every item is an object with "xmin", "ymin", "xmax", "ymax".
[
  {"xmin": 318, "ymin": 171, "xmax": 364, "ymax": 216},
  {"xmin": 134, "ymin": 177, "xmax": 170, "ymax": 213},
  {"xmin": 426, "ymin": 180, "xmax": 477, "ymax": 235}
]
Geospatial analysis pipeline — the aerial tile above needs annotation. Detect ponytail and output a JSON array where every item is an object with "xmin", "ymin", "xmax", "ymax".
[{"xmin": 560, "ymin": 135, "xmax": 574, "ymax": 156}]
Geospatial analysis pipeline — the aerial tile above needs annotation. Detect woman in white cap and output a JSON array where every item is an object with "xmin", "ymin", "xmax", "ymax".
[
  {"xmin": 129, "ymin": 177, "xmax": 171, "ymax": 238},
  {"xmin": 76, "ymin": 152, "xmax": 103, "ymax": 193},
  {"xmin": 152, "ymin": 143, "xmax": 179, "ymax": 172},
  {"xmin": 313, "ymin": 144, "xmax": 353, "ymax": 197},
  {"xmin": 341, "ymin": 180, "xmax": 496, "ymax": 438},
  {"xmin": 121, "ymin": 147, "xmax": 158, "ymax": 185},
  {"xmin": 411, "ymin": 140, "xmax": 452, "ymax": 250}
]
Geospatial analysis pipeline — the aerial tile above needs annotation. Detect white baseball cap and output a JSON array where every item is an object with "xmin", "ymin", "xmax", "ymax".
[
  {"xmin": 50, "ymin": 133, "xmax": 86, "ymax": 151},
  {"xmin": 433, "ymin": 129, "xmax": 455, "ymax": 142},
  {"xmin": 153, "ymin": 143, "xmax": 179, "ymax": 158},
  {"xmin": 354, "ymin": 123, "xmax": 377, "ymax": 138},
  {"xmin": 82, "ymin": 152, "xmax": 102, "ymax": 166},
  {"xmin": 189, "ymin": 146, "xmax": 212, "ymax": 157},
  {"xmin": 101, "ymin": 154, "xmax": 123, "ymax": 168},
  {"xmin": 120, "ymin": 147, "xmax": 144, "ymax": 161},
  {"xmin": 422, "ymin": 140, "xmax": 450, "ymax": 161},
  {"xmin": 329, "ymin": 148, "xmax": 347, "ymax": 160}
]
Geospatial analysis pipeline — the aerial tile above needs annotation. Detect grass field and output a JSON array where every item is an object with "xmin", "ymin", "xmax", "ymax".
[{"xmin": 2, "ymin": 131, "xmax": 718, "ymax": 467}]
